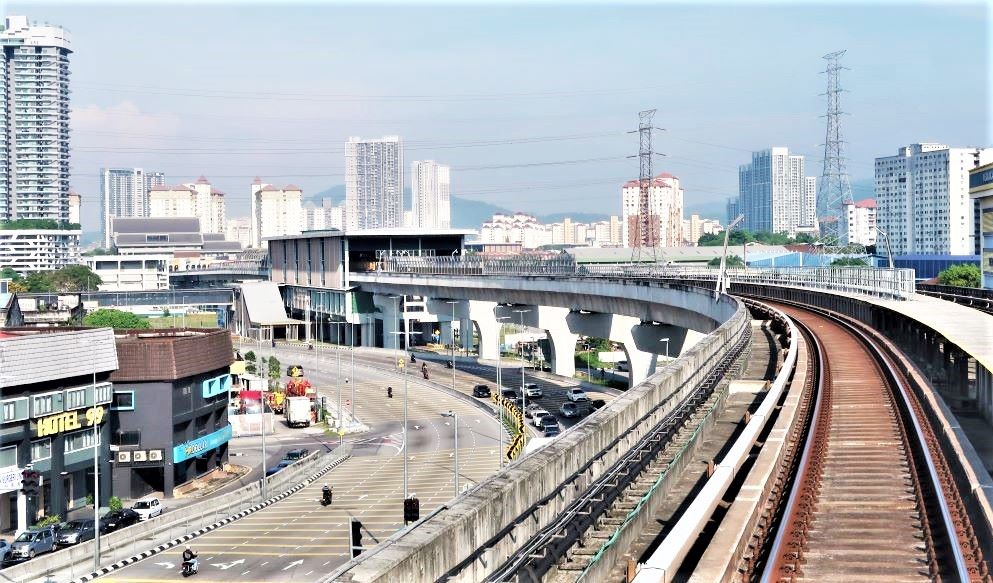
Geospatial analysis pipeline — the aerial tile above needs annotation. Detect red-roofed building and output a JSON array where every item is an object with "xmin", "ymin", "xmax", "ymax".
[{"xmin": 841, "ymin": 199, "xmax": 877, "ymax": 246}]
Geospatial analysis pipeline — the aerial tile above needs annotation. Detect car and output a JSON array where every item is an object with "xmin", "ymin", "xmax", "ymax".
[
  {"xmin": 101, "ymin": 508, "xmax": 141, "ymax": 533},
  {"xmin": 532, "ymin": 409, "xmax": 552, "ymax": 427},
  {"xmin": 0, "ymin": 539, "xmax": 11, "ymax": 563},
  {"xmin": 472, "ymin": 384, "xmax": 491, "ymax": 398},
  {"xmin": 132, "ymin": 497, "xmax": 163, "ymax": 521},
  {"xmin": 283, "ymin": 448, "xmax": 310, "ymax": 461},
  {"xmin": 523, "ymin": 383, "xmax": 542, "ymax": 398},
  {"xmin": 55, "ymin": 519, "xmax": 96, "ymax": 547},
  {"xmin": 616, "ymin": 361, "xmax": 629, "ymax": 372},
  {"xmin": 591, "ymin": 399, "xmax": 606, "ymax": 410},
  {"xmin": 566, "ymin": 388, "xmax": 590, "ymax": 402},
  {"xmin": 266, "ymin": 459, "xmax": 294, "ymax": 476},
  {"xmin": 524, "ymin": 403, "xmax": 544, "ymax": 419},
  {"xmin": 540, "ymin": 416, "xmax": 561, "ymax": 437},
  {"xmin": 559, "ymin": 402, "xmax": 581, "ymax": 418},
  {"xmin": 9, "ymin": 528, "xmax": 55, "ymax": 560},
  {"xmin": 500, "ymin": 388, "xmax": 518, "ymax": 401}
]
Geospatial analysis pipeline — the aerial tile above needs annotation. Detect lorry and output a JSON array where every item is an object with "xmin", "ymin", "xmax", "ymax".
[{"xmin": 285, "ymin": 396, "xmax": 312, "ymax": 428}]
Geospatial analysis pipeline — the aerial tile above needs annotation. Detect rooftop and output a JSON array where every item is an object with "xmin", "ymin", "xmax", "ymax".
[
  {"xmin": 265, "ymin": 228, "xmax": 476, "ymax": 242},
  {"xmin": 110, "ymin": 328, "xmax": 233, "ymax": 382}
]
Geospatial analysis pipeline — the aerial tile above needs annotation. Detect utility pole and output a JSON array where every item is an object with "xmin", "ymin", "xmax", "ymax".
[
  {"xmin": 628, "ymin": 109, "xmax": 663, "ymax": 265},
  {"xmin": 92, "ymin": 371, "xmax": 100, "ymax": 570},
  {"xmin": 817, "ymin": 50, "xmax": 854, "ymax": 242}
]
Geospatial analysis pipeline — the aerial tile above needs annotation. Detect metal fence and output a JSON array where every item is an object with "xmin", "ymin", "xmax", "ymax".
[{"xmin": 375, "ymin": 257, "xmax": 916, "ymax": 301}]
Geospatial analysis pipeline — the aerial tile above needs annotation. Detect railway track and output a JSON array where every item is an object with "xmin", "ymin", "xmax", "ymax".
[{"xmin": 753, "ymin": 301, "xmax": 988, "ymax": 582}]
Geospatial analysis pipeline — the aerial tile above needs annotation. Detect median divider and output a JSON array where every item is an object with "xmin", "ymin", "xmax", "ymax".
[{"xmin": 4, "ymin": 445, "xmax": 351, "ymax": 583}]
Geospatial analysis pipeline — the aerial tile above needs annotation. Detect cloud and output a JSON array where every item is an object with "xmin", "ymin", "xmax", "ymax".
[{"xmin": 71, "ymin": 100, "xmax": 182, "ymax": 152}]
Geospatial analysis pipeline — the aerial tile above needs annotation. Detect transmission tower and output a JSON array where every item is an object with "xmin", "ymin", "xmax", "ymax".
[
  {"xmin": 816, "ymin": 50, "xmax": 854, "ymax": 241},
  {"xmin": 630, "ymin": 109, "xmax": 658, "ymax": 265}
]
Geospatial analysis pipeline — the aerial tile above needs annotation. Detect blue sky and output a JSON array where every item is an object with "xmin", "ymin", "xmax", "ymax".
[{"xmin": 9, "ymin": 1, "xmax": 990, "ymax": 232}]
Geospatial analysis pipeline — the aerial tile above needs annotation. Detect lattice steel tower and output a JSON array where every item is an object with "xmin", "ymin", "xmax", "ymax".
[
  {"xmin": 635, "ymin": 109, "xmax": 657, "ymax": 251},
  {"xmin": 817, "ymin": 50, "xmax": 854, "ymax": 231}
]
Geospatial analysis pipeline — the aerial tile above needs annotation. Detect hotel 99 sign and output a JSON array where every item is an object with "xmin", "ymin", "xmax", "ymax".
[{"xmin": 35, "ymin": 406, "xmax": 107, "ymax": 438}]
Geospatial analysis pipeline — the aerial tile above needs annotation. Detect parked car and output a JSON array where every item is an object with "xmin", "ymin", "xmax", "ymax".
[
  {"xmin": 500, "ymin": 388, "xmax": 518, "ymax": 401},
  {"xmin": 591, "ymin": 399, "xmax": 606, "ymax": 410},
  {"xmin": 9, "ymin": 528, "xmax": 55, "ymax": 560},
  {"xmin": 524, "ymin": 403, "xmax": 544, "ymax": 419},
  {"xmin": 0, "ymin": 539, "xmax": 12, "ymax": 563},
  {"xmin": 55, "ymin": 519, "xmax": 96, "ymax": 547},
  {"xmin": 101, "ymin": 508, "xmax": 141, "ymax": 533},
  {"xmin": 132, "ymin": 497, "xmax": 163, "ymax": 521},
  {"xmin": 266, "ymin": 459, "xmax": 294, "ymax": 476},
  {"xmin": 523, "ymin": 383, "xmax": 542, "ymax": 398},
  {"xmin": 283, "ymin": 448, "xmax": 310, "ymax": 461},
  {"xmin": 532, "ymin": 409, "xmax": 552, "ymax": 427},
  {"xmin": 559, "ymin": 402, "xmax": 581, "ymax": 418},
  {"xmin": 616, "ymin": 361, "xmax": 629, "ymax": 372},
  {"xmin": 540, "ymin": 416, "xmax": 561, "ymax": 437},
  {"xmin": 566, "ymin": 388, "xmax": 590, "ymax": 402},
  {"xmin": 472, "ymin": 384, "xmax": 491, "ymax": 398}
]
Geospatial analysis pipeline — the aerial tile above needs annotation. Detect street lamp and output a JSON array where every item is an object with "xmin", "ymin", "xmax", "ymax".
[
  {"xmin": 660, "ymin": 337, "xmax": 671, "ymax": 361},
  {"xmin": 513, "ymin": 309, "xmax": 530, "ymax": 415},
  {"xmin": 445, "ymin": 301, "xmax": 458, "ymax": 397},
  {"xmin": 256, "ymin": 326, "xmax": 268, "ymax": 502},
  {"xmin": 440, "ymin": 411, "xmax": 459, "ymax": 497},
  {"xmin": 495, "ymin": 316, "xmax": 510, "ymax": 467},
  {"xmin": 389, "ymin": 328, "xmax": 421, "ymax": 500},
  {"xmin": 389, "ymin": 295, "xmax": 402, "ymax": 369}
]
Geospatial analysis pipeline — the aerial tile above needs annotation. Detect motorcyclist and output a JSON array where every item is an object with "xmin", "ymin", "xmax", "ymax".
[
  {"xmin": 322, "ymin": 483, "xmax": 333, "ymax": 505},
  {"xmin": 387, "ymin": 386, "xmax": 393, "ymax": 398},
  {"xmin": 410, "ymin": 353, "xmax": 416, "ymax": 363},
  {"xmin": 182, "ymin": 545, "xmax": 198, "ymax": 573}
]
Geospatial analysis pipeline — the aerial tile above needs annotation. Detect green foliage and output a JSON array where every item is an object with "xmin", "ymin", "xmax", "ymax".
[
  {"xmin": 18, "ymin": 265, "xmax": 102, "ymax": 293},
  {"xmin": 83, "ymin": 308, "xmax": 151, "ymax": 329},
  {"xmin": 0, "ymin": 266, "xmax": 22, "ymax": 281},
  {"xmin": 266, "ymin": 356, "xmax": 281, "ymax": 388},
  {"xmin": 830, "ymin": 257, "xmax": 868, "ymax": 266},
  {"xmin": 244, "ymin": 350, "xmax": 257, "ymax": 374},
  {"xmin": 109, "ymin": 496, "xmax": 123, "ymax": 511},
  {"xmin": 707, "ymin": 255, "xmax": 745, "ymax": 267},
  {"xmin": 85, "ymin": 493, "xmax": 94, "ymax": 506},
  {"xmin": 0, "ymin": 219, "xmax": 80, "ymax": 231},
  {"xmin": 698, "ymin": 230, "xmax": 812, "ymax": 247},
  {"xmin": 937, "ymin": 263, "xmax": 981, "ymax": 288},
  {"xmin": 34, "ymin": 514, "xmax": 62, "ymax": 528},
  {"xmin": 82, "ymin": 247, "xmax": 116, "ymax": 256}
]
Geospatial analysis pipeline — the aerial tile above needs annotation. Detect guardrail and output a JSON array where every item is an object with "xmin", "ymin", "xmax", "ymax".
[{"xmin": 917, "ymin": 283, "xmax": 993, "ymax": 300}]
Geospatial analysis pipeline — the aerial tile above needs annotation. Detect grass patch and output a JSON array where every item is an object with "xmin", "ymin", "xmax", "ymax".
[{"xmin": 148, "ymin": 312, "xmax": 218, "ymax": 328}]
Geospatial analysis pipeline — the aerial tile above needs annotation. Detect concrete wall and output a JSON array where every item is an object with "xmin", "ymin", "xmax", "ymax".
[{"xmin": 333, "ymin": 296, "xmax": 749, "ymax": 583}]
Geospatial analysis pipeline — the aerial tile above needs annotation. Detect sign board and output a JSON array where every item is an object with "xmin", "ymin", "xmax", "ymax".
[
  {"xmin": 36, "ymin": 405, "xmax": 106, "ymax": 438},
  {"xmin": 0, "ymin": 465, "xmax": 21, "ymax": 494},
  {"xmin": 397, "ymin": 358, "xmax": 405, "ymax": 369},
  {"xmin": 173, "ymin": 424, "xmax": 233, "ymax": 463}
]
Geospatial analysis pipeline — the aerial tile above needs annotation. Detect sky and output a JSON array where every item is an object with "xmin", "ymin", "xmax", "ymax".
[{"xmin": 8, "ymin": 1, "xmax": 991, "ymax": 235}]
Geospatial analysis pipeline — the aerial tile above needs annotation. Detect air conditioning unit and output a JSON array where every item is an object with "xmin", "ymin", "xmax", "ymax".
[
  {"xmin": 132, "ymin": 450, "xmax": 147, "ymax": 462},
  {"xmin": 148, "ymin": 450, "xmax": 163, "ymax": 462},
  {"xmin": 117, "ymin": 451, "xmax": 131, "ymax": 463}
]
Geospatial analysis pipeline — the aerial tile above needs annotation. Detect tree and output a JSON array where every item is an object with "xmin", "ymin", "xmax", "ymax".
[
  {"xmin": 0, "ymin": 267, "xmax": 22, "ymax": 281},
  {"xmin": 8, "ymin": 280, "xmax": 27, "ymax": 293},
  {"xmin": 707, "ymin": 255, "xmax": 745, "ymax": 267},
  {"xmin": 244, "ymin": 350, "xmax": 257, "ymax": 374},
  {"xmin": 937, "ymin": 263, "xmax": 981, "ymax": 288},
  {"xmin": 49, "ymin": 265, "xmax": 101, "ymax": 292},
  {"xmin": 267, "ymin": 356, "xmax": 281, "ymax": 388},
  {"xmin": 831, "ymin": 257, "xmax": 868, "ymax": 267},
  {"xmin": 83, "ymin": 308, "xmax": 151, "ymax": 329}
]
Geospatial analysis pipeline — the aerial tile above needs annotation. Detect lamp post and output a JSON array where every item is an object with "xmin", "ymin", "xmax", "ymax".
[
  {"xmin": 513, "ymin": 309, "xmax": 530, "ymax": 415},
  {"xmin": 257, "ymin": 326, "xmax": 267, "ymax": 502},
  {"xmin": 389, "ymin": 295, "xmax": 402, "ymax": 369},
  {"xmin": 390, "ymin": 328, "xmax": 420, "ymax": 500},
  {"xmin": 92, "ymin": 371, "xmax": 100, "ymax": 570},
  {"xmin": 445, "ymin": 301, "xmax": 458, "ymax": 396},
  {"xmin": 495, "ymin": 316, "xmax": 509, "ymax": 467},
  {"xmin": 660, "ymin": 337, "xmax": 671, "ymax": 361},
  {"xmin": 440, "ymin": 411, "xmax": 459, "ymax": 497},
  {"xmin": 583, "ymin": 341, "xmax": 591, "ymax": 381}
]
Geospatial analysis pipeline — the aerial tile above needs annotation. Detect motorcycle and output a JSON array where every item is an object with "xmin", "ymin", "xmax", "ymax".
[
  {"xmin": 410, "ymin": 354, "xmax": 416, "ymax": 363},
  {"xmin": 182, "ymin": 559, "xmax": 199, "ymax": 577},
  {"xmin": 445, "ymin": 360, "xmax": 454, "ymax": 369},
  {"xmin": 322, "ymin": 490, "xmax": 333, "ymax": 506},
  {"xmin": 422, "ymin": 368, "xmax": 430, "ymax": 380}
]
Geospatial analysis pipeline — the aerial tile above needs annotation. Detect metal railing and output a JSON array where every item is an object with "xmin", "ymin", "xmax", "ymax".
[{"xmin": 374, "ymin": 257, "xmax": 917, "ymax": 301}]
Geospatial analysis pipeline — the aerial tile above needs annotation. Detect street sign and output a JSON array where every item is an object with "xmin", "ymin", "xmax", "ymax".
[
  {"xmin": 398, "ymin": 358, "xmax": 405, "ymax": 369},
  {"xmin": 506, "ymin": 434, "xmax": 524, "ymax": 460}
]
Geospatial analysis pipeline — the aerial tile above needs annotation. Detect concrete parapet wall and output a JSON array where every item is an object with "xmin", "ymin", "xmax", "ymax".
[{"xmin": 333, "ymin": 299, "xmax": 750, "ymax": 583}]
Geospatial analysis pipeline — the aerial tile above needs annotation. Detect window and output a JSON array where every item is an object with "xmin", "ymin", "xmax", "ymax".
[
  {"xmin": 115, "ymin": 430, "xmax": 141, "ymax": 447},
  {"xmin": 32, "ymin": 392, "xmax": 59, "ymax": 417},
  {"xmin": 1, "ymin": 397, "xmax": 28, "ymax": 423},
  {"xmin": 112, "ymin": 391, "xmax": 135, "ymax": 411},
  {"xmin": 94, "ymin": 383, "xmax": 113, "ymax": 405},
  {"xmin": 65, "ymin": 388, "xmax": 86, "ymax": 411},
  {"xmin": 0, "ymin": 445, "xmax": 17, "ymax": 467},
  {"xmin": 31, "ymin": 438, "xmax": 51, "ymax": 462},
  {"xmin": 64, "ymin": 429, "xmax": 100, "ymax": 453}
]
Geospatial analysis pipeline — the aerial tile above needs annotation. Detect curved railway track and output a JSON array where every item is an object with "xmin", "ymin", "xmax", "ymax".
[{"xmin": 756, "ymin": 301, "xmax": 986, "ymax": 582}]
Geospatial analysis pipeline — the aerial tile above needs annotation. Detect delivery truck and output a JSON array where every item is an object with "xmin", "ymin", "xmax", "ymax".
[{"xmin": 285, "ymin": 396, "xmax": 312, "ymax": 428}]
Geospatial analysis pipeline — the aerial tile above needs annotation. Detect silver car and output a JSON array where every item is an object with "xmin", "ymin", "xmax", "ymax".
[
  {"xmin": 56, "ymin": 519, "xmax": 96, "ymax": 547},
  {"xmin": 10, "ymin": 528, "xmax": 55, "ymax": 560}
]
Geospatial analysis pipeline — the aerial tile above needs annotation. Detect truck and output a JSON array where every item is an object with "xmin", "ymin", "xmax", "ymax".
[{"xmin": 285, "ymin": 396, "xmax": 312, "ymax": 428}]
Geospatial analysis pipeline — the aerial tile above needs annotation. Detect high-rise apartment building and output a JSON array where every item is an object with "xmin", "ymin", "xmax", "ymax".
[
  {"xmin": 875, "ymin": 143, "xmax": 993, "ymax": 255},
  {"xmin": 250, "ymin": 178, "xmax": 303, "ymax": 247},
  {"xmin": 970, "ymin": 162, "xmax": 993, "ymax": 289},
  {"xmin": 621, "ymin": 173, "xmax": 684, "ymax": 247},
  {"xmin": 841, "ymin": 199, "xmax": 877, "ymax": 246},
  {"xmin": 100, "ymin": 168, "xmax": 165, "ymax": 247},
  {"xmin": 683, "ymin": 214, "xmax": 724, "ymax": 245},
  {"xmin": 225, "ymin": 216, "xmax": 253, "ymax": 250},
  {"xmin": 68, "ymin": 190, "xmax": 81, "ymax": 224},
  {"xmin": 146, "ymin": 176, "xmax": 225, "ymax": 235},
  {"xmin": 737, "ymin": 148, "xmax": 816, "ymax": 237},
  {"xmin": 345, "ymin": 136, "xmax": 402, "ymax": 230},
  {"xmin": 411, "ymin": 160, "xmax": 451, "ymax": 229}
]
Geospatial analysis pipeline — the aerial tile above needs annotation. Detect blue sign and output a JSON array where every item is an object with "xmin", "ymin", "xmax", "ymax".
[
  {"xmin": 971, "ymin": 167, "xmax": 993, "ymax": 190},
  {"xmin": 202, "ymin": 374, "xmax": 232, "ymax": 398},
  {"xmin": 173, "ymin": 424, "xmax": 232, "ymax": 463}
]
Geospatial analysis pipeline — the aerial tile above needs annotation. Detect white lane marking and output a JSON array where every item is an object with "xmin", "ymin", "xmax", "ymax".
[
  {"xmin": 211, "ymin": 559, "xmax": 246, "ymax": 570},
  {"xmin": 154, "ymin": 562, "xmax": 175, "ymax": 569},
  {"xmin": 283, "ymin": 559, "xmax": 305, "ymax": 570}
]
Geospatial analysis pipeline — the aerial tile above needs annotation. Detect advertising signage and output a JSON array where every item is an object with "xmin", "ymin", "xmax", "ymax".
[{"xmin": 173, "ymin": 424, "xmax": 232, "ymax": 463}]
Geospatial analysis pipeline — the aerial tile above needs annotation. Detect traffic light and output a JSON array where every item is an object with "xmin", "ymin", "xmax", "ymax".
[
  {"xmin": 350, "ymin": 519, "xmax": 363, "ymax": 558},
  {"xmin": 404, "ymin": 497, "xmax": 420, "ymax": 524},
  {"xmin": 20, "ymin": 469, "xmax": 40, "ymax": 497}
]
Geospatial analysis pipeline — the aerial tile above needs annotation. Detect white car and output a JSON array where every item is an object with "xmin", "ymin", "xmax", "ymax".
[
  {"xmin": 132, "ymin": 497, "xmax": 163, "ymax": 521},
  {"xmin": 566, "ymin": 388, "xmax": 589, "ymax": 402},
  {"xmin": 531, "ymin": 409, "xmax": 552, "ymax": 427},
  {"xmin": 524, "ymin": 383, "xmax": 543, "ymax": 398}
]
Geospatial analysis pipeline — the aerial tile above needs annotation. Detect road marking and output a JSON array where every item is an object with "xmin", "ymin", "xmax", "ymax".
[
  {"xmin": 211, "ymin": 559, "xmax": 247, "ymax": 570},
  {"xmin": 154, "ymin": 561, "xmax": 174, "ymax": 569},
  {"xmin": 283, "ymin": 559, "xmax": 305, "ymax": 570}
]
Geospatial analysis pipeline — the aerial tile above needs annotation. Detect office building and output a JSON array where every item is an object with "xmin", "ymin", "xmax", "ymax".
[
  {"xmin": 250, "ymin": 178, "xmax": 303, "ymax": 247},
  {"xmin": 100, "ymin": 168, "xmax": 165, "ymax": 248},
  {"xmin": 345, "ymin": 136, "xmax": 403, "ymax": 230},
  {"xmin": 0, "ymin": 327, "xmax": 117, "ymax": 533},
  {"xmin": 875, "ymin": 143, "xmax": 993, "ymax": 255},
  {"xmin": 109, "ymin": 329, "xmax": 233, "ymax": 499},
  {"xmin": 621, "ymin": 173, "xmax": 684, "ymax": 247},
  {"xmin": 970, "ymin": 162, "xmax": 993, "ymax": 288},
  {"xmin": 83, "ymin": 254, "xmax": 169, "ymax": 291},
  {"xmin": 68, "ymin": 191, "xmax": 81, "ymax": 225},
  {"xmin": 841, "ymin": 199, "xmax": 877, "ymax": 247},
  {"xmin": 737, "ymin": 148, "xmax": 816, "ymax": 237},
  {"xmin": 411, "ymin": 160, "xmax": 451, "ymax": 229}
]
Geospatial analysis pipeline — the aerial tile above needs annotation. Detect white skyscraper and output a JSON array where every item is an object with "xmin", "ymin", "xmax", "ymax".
[
  {"xmin": 738, "ymin": 148, "xmax": 817, "ymax": 237},
  {"xmin": 411, "ymin": 160, "xmax": 451, "ymax": 229},
  {"xmin": 620, "ymin": 173, "xmax": 684, "ymax": 247},
  {"xmin": 345, "ymin": 136, "xmax": 403, "ymax": 230},
  {"xmin": 250, "ymin": 178, "xmax": 303, "ymax": 247},
  {"xmin": 100, "ymin": 168, "xmax": 165, "ymax": 247},
  {"xmin": 875, "ymin": 143, "xmax": 993, "ymax": 255},
  {"xmin": 841, "ymin": 199, "xmax": 877, "ymax": 246},
  {"xmin": 0, "ymin": 16, "xmax": 79, "ymax": 270}
]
